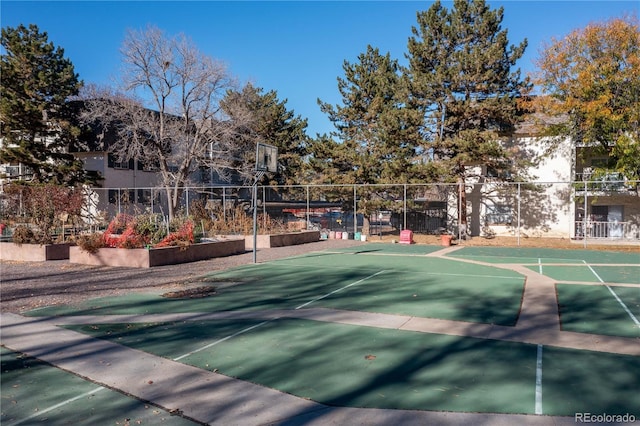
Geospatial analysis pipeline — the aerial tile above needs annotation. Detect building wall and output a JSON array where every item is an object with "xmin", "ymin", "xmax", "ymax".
[{"xmin": 465, "ymin": 135, "xmax": 575, "ymax": 238}]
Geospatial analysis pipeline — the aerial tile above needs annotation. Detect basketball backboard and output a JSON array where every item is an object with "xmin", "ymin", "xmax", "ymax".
[{"xmin": 256, "ymin": 142, "xmax": 278, "ymax": 173}]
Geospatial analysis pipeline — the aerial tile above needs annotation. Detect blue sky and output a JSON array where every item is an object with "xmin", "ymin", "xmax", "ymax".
[{"xmin": 2, "ymin": 1, "xmax": 638, "ymax": 136}]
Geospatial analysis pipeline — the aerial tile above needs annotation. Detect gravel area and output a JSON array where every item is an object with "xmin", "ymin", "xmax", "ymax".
[{"xmin": 0, "ymin": 239, "xmax": 362, "ymax": 314}]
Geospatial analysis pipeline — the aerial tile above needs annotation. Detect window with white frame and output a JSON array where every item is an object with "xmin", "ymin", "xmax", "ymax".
[{"xmin": 485, "ymin": 203, "xmax": 513, "ymax": 225}]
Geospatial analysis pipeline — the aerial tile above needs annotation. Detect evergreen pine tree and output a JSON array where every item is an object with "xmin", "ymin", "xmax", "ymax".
[
  {"xmin": 405, "ymin": 0, "xmax": 530, "ymax": 229},
  {"xmin": 221, "ymin": 83, "xmax": 309, "ymax": 186},
  {"xmin": 0, "ymin": 24, "xmax": 98, "ymax": 185},
  {"xmin": 315, "ymin": 45, "xmax": 423, "ymax": 185}
]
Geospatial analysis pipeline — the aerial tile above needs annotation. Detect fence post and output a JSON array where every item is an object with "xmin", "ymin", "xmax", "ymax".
[
  {"xmin": 186, "ymin": 189, "xmax": 189, "ymax": 217},
  {"xmin": 403, "ymin": 184, "xmax": 407, "ymax": 230},
  {"xmin": 584, "ymin": 180, "xmax": 588, "ymax": 248},
  {"xmin": 222, "ymin": 187, "xmax": 226, "ymax": 222},
  {"xmin": 458, "ymin": 182, "xmax": 463, "ymax": 241},
  {"xmin": 263, "ymin": 186, "xmax": 267, "ymax": 231},
  {"xmin": 353, "ymin": 185, "xmax": 357, "ymax": 234},
  {"xmin": 517, "ymin": 182, "xmax": 521, "ymax": 246},
  {"xmin": 306, "ymin": 185, "xmax": 310, "ymax": 229}
]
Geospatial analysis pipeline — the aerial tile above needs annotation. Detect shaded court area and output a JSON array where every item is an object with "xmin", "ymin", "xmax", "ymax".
[
  {"xmin": 1, "ymin": 347, "xmax": 199, "ymax": 426},
  {"xmin": 2, "ymin": 243, "xmax": 639, "ymax": 425}
]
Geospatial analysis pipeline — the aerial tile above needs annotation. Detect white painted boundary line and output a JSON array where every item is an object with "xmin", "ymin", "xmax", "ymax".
[
  {"xmin": 296, "ymin": 270, "xmax": 387, "ymax": 310},
  {"xmin": 173, "ymin": 270, "xmax": 388, "ymax": 360},
  {"xmin": 173, "ymin": 320, "xmax": 272, "ymax": 361},
  {"xmin": 535, "ymin": 344, "xmax": 543, "ymax": 415},
  {"xmin": 538, "ymin": 258, "xmax": 543, "ymax": 275},
  {"xmin": 6, "ymin": 386, "xmax": 105, "ymax": 426},
  {"xmin": 277, "ymin": 262, "xmax": 517, "ymax": 281},
  {"xmin": 583, "ymin": 261, "xmax": 640, "ymax": 328}
]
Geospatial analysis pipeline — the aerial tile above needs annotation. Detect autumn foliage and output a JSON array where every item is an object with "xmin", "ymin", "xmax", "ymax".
[
  {"xmin": 532, "ymin": 15, "xmax": 640, "ymax": 179},
  {"xmin": 101, "ymin": 213, "xmax": 194, "ymax": 249}
]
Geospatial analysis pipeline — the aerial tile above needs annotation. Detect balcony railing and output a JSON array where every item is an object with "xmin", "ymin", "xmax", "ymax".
[
  {"xmin": 575, "ymin": 221, "xmax": 639, "ymax": 240},
  {"xmin": 574, "ymin": 170, "xmax": 634, "ymax": 192},
  {"xmin": 0, "ymin": 165, "xmax": 33, "ymax": 180}
]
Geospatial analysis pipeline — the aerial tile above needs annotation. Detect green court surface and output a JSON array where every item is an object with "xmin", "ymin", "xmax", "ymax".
[
  {"xmin": 29, "ymin": 253, "xmax": 525, "ymax": 326},
  {"xmin": 65, "ymin": 318, "xmax": 640, "ymax": 417},
  {"xmin": 447, "ymin": 246, "xmax": 640, "ymax": 265},
  {"xmin": 541, "ymin": 346, "xmax": 640, "ymax": 416},
  {"xmin": 0, "ymin": 347, "xmax": 198, "ymax": 425},
  {"xmin": 10, "ymin": 243, "xmax": 640, "ymax": 420},
  {"xmin": 326, "ymin": 243, "xmax": 444, "ymax": 255},
  {"xmin": 528, "ymin": 265, "xmax": 640, "ymax": 284},
  {"xmin": 557, "ymin": 284, "xmax": 640, "ymax": 338}
]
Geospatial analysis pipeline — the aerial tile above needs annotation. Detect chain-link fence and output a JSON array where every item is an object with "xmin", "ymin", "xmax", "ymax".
[
  {"xmin": 2, "ymin": 180, "xmax": 639, "ymax": 245},
  {"xmin": 43, "ymin": 180, "xmax": 636, "ymax": 245}
]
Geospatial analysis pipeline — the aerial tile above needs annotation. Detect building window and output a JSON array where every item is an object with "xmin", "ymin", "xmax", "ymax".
[
  {"xmin": 107, "ymin": 154, "xmax": 134, "ymax": 170},
  {"xmin": 485, "ymin": 165, "xmax": 512, "ymax": 180},
  {"xmin": 108, "ymin": 189, "xmax": 136, "ymax": 205},
  {"xmin": 485, "ymin": 204, "xmax": 512, "ymax": 225},
  {"xmin": 137, "ymin": 189, "xmax": 158, "ymax": 204},
  {"xmin": 137, "ymin": 160, "xmax": 159, "ymax": 172}
]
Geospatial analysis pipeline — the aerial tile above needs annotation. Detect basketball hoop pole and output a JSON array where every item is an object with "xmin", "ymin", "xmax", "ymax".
[
  {"xmin": 252, "ymin": 171, "xmax": 265, "ymax": 264},
  {"xmin": 253, "ymin": 142, "xmax": 277, "ymax": 264}
]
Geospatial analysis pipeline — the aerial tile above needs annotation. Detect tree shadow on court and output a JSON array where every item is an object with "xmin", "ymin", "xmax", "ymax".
[{"xmin": 5, "ymin": 245, "xmax": 639, "ymax": 423}]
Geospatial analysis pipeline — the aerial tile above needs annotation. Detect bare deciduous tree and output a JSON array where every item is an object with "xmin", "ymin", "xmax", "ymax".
[{"xmin": 80, "ymin": 25, "xmax": 256, "ymax": 219}]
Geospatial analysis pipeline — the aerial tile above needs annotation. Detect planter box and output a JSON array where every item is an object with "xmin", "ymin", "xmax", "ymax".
[
  {"xmin": 0, "ymin": 242, "xmax": 70, "ymax": 261},
  {"xmin": 244, "ymin": 230, "xmax": 320, "ymax": 250},
  {"xmin": 69, "ymin": 238, "xmax": 246, "ymax": 268}
]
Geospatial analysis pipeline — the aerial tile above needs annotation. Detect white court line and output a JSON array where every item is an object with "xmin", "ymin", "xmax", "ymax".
[
  {"xmin": 6, "ymin": 386, "xmax": 105, "ymax": 426},
  {"xmin": 583, "ymin": 261, "xmax": 640, "ymax": 328},
  {"xmin": 538, "ymin": 258, "xmax": 543, "ymax": 275},
  {"xmin": 173, "ymin": 270, "xmax": 387, "ymax": 360},
  {"xmin": 295, "ymin": 270, "xmax": 387, "ymax": 309},
  {"xmin": 535, "ymin": 344, "xmax": 543, "ymax": 415},
  {"xmin": 173, "ymin": 320, "xmax": 272, "ymax": 361},
  {"xmin": 278, "ymin": 262, "xmax": 517, "ymax": 280},
  {"xmin": 418, "ymin": 271, "xmax": 518, "ymax": 280}
]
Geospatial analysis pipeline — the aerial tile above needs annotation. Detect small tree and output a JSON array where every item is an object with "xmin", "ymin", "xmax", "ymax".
[
  {"xmin": 0, "ymin": 24, "xmax": 100, "ymax": 186},
  {"xmin": 3, "ymin": 183, "xmax": 85, "ymax": 244}
]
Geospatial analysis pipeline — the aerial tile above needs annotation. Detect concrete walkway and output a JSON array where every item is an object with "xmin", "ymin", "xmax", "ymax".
[{"xmin": 2, "ymin": 245, "xmax": 638, "ymax": 425}]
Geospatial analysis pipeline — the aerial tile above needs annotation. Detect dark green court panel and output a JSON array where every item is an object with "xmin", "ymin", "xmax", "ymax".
[
  {"xmin": 448, "ymin": 246, "xmax": 640, "ymax": 265},
  {"xmin": 0, "ymin": 347, "xmax": 197, "ymax": 425},
  {"xmin": 556, "ymin": 284, "xmax": 640, "ymax": 338},
  {"xmin": 67, "ymin": 318, "xmax": 640, "ymax": 417},
  {"xmin": 311, "ymin": 269, "xmax": 523, "ymax": 325},
  {"xmin": 450, "ymin": 255, "xmax": 587, "ymax": 264},
  {"xmin": 67, "ymin": 319, "xmax": 539, "ymax": 415},
  {"xmin": 28, "ymin": 254, "xmax": 525, "ymax": 326},
  {"xmin": 541, "ymin": 346, "xmax": 640, "ymax": 416},
  {"xmin": 529, "ymin": 265, "xmax": 640, "ymax": 284},
  {"xmin": 325, "ymin": 243, "xmax": 444, "ymax": 255}
]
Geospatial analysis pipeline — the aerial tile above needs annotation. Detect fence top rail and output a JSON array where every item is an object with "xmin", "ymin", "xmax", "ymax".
[{"xmin": 87, "ymin": 180, "xmax": 639, "ymax": 191}]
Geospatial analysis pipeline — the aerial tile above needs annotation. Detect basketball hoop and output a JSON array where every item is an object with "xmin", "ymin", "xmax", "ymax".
[
  {"xmin": 253, "ymin": 142, "xmax": 278, "ymax": 263},
  {"xmin": 256, "ymin": 142, "xmax": 278, "ymax": 173}
]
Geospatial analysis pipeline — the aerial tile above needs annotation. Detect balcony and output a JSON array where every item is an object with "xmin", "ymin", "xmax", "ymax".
[
  {"xmin": 575, "ymin": 221, "xmax": 639, "ymax": 240},
  {"xmin": 0, "ymin": 165, "xmax": 33, "ymax": 180},
  {"xmin": 574, "ymin": 169, "xmax": 635, "ymax": 193}
]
